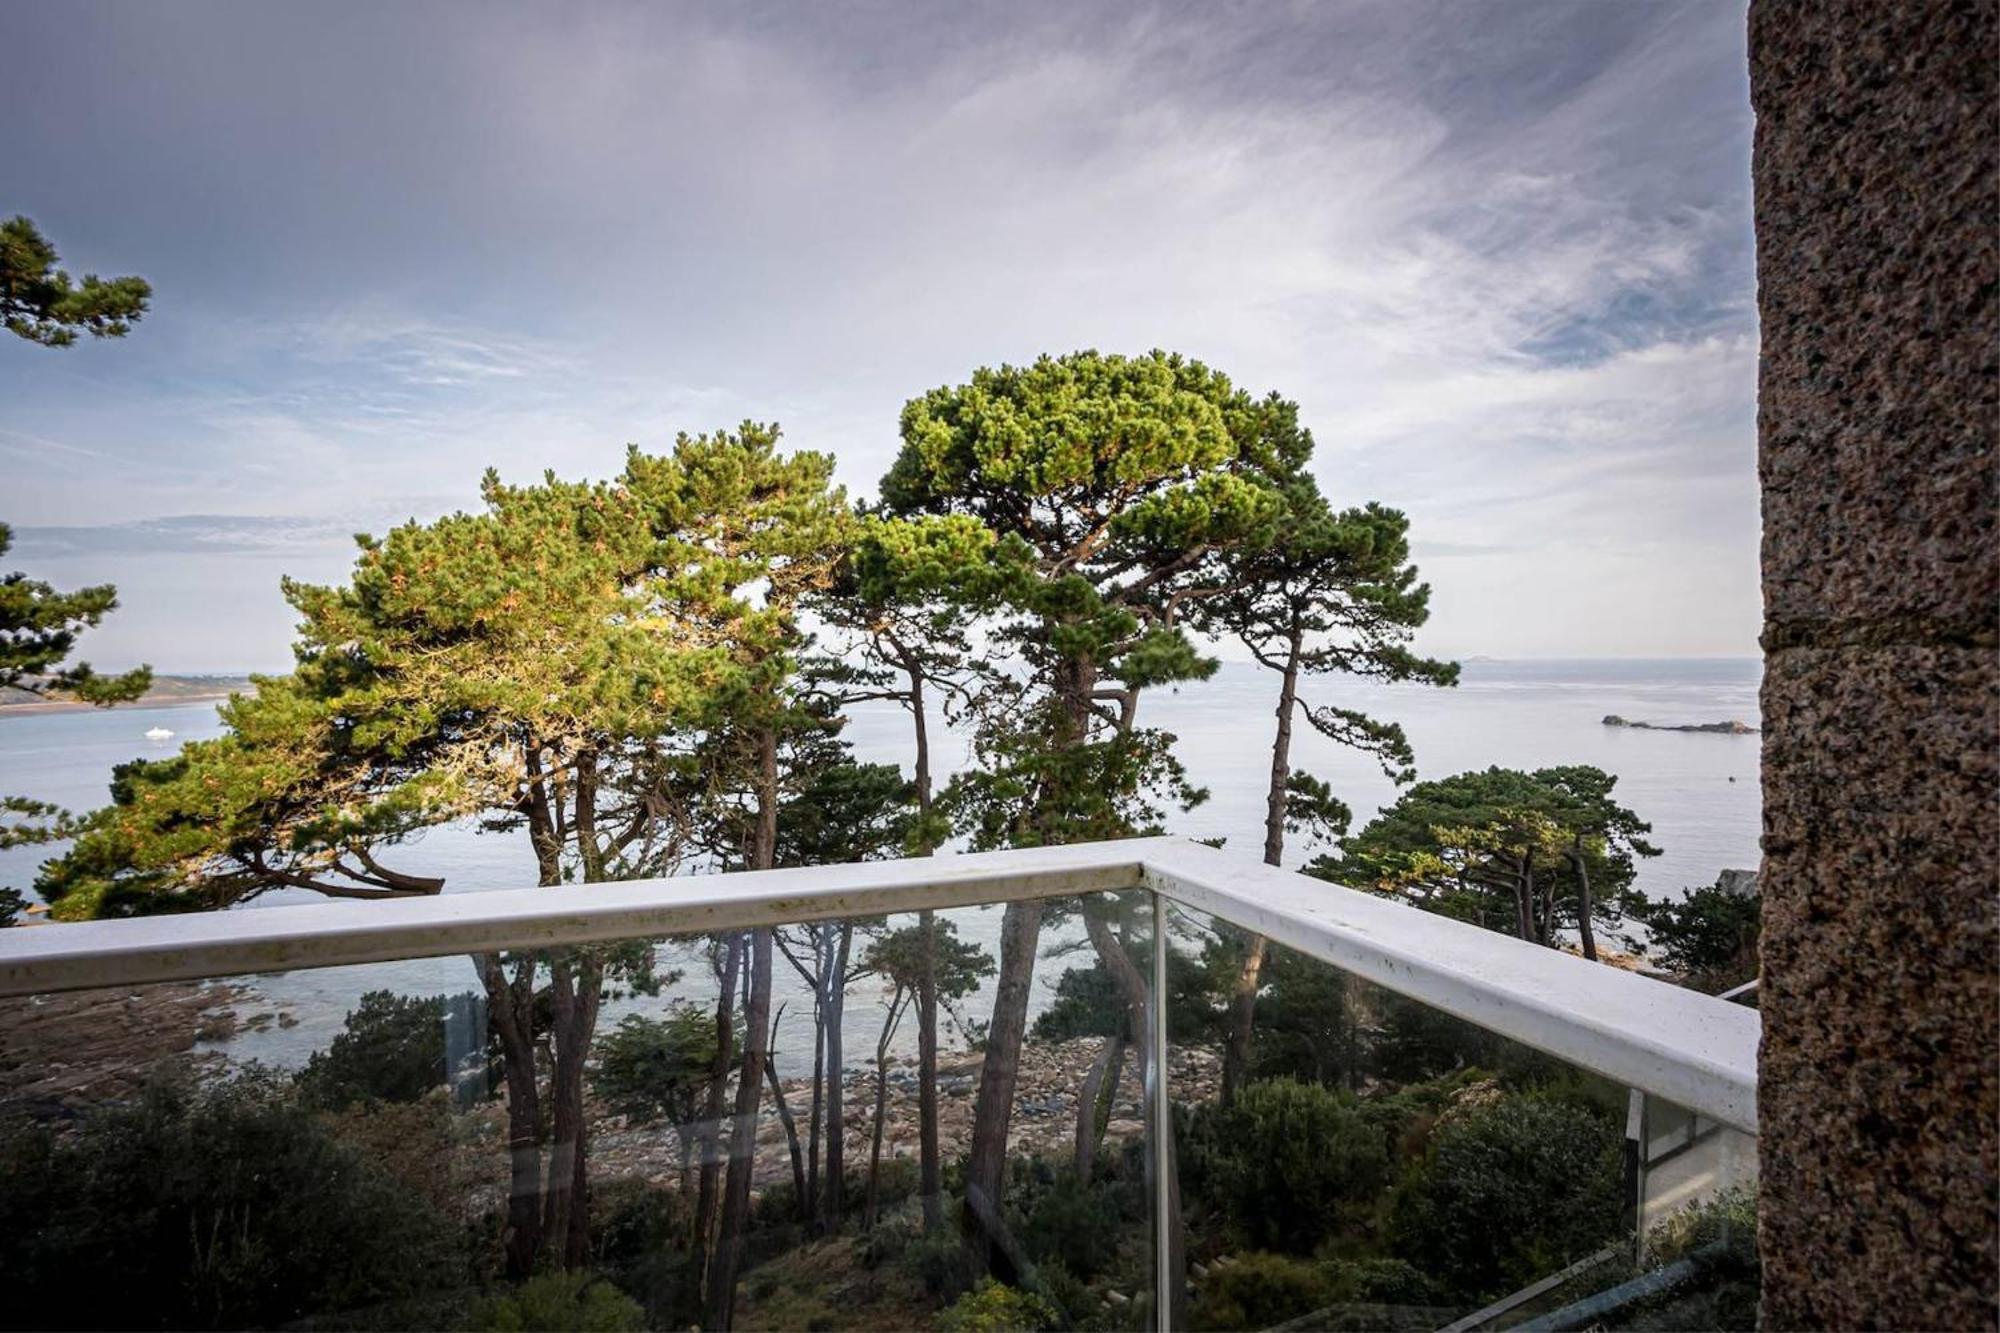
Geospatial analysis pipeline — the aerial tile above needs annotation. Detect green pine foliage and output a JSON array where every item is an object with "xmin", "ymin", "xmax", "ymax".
[
  {"xmin": 884, "ymin": 349, "xmax": 1287, "ymax": 847},
  {"xmin": 1624, "ymin": 882, "xmax": 1761, "ymax": 993},
  {"xmin": 1316, "ymin": 765, "xmax": 1659, "ymax": 954},
  {"xmin": 295, "ymin": 989, "xmax": 457, "ymax": 1111},
  {"xmin": 589, "ymin": 1005, "xmax": 720, "ymax": 1128},
  {"xmin": 0, "ymin": 215, "xmax": 150, "ymax": 347}
]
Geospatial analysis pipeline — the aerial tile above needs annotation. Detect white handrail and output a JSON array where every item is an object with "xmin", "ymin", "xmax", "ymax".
[
  {"xmin": 0, "ymin": 836, "xmax": 1759, "ymax": 1132},
  {"xmin": 1142, "ymin": 841, "xmax": 1759, "ymax": 1134}
]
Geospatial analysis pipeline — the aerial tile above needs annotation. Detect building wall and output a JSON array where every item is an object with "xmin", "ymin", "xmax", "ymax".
[{"xmin": 1750, "ymin": 0, "xmax": 1998, "ymax": 1326}]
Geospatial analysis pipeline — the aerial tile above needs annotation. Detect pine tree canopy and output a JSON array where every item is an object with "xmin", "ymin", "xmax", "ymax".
[
  {"xmin": 1, "ymin": 215, "xmax": 151, "ymax": 347},
  {"xmin": 0, "ymin": 522, "xmax": 152, "ymax": 706}
]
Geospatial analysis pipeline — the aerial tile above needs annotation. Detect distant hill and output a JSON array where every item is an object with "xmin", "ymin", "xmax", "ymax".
[{"xmin": 0, "ymin": 674, "xmax": 254, "ymax": 714}]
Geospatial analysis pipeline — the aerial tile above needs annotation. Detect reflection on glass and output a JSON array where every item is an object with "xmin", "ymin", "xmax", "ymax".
[
  {"xmin": 1164, "ymin": 904, "xmax": 1759, "ymax": 1332},
  {"xmin": 0, "ymin": 891, "xmax": 1161, "ymax": 1332}
]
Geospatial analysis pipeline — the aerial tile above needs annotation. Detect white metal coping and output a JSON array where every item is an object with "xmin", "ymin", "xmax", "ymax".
[{"xmin": 0, "ymin": 836, "xmax": 1759, "ymax": 1133}]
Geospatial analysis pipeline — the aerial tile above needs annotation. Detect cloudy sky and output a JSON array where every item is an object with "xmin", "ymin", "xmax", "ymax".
[{"xmin": 2, "ymin": 1, "xmax": 1756, "ymax": 672}]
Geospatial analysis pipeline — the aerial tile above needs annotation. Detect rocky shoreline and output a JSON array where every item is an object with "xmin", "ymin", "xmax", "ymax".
[
  {"xmin": 1, "ymin": 976, "xmax": 1220, "ymax": 1206},
  {"xmin": 589, "ymin": 1037, "xmax": 1223, "ymax": 1193},
  {"xmin": 0, "ymin": 979, "xmax": 254, "ymax": 1112}
]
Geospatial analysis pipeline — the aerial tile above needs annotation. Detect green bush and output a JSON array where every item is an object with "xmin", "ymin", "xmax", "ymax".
[
  {"xmin": 935, "ymin": 1278, "xmax": 1061, "ymax": 1333},
  {"xmin": 590, "ymin": 1176, "xmax": 690, "ymax": 1268},
  {"xmin": 1190, "ymin": 1252, "xmax": 1342, "ymax": 1331},
  {"xmin": 901, "ymin": 1224, "xmax": 976, "ymax": 1297},
  {"xmin": 1185, "ymin": 1078, "xmax": 1390, "ymax": 1254},
  {"xmin": 1019, "ymin": 1169, "xmax": 1124, "ymax": 1281},
  {"xmin": 296, "ymin": 989, "xmax": 459, "ymax": 1111},
  {"xmin": 1189, "ymin": 1252, "xmax": 1447, "ymax": 1332},
  {"xmin": 1621, "ymin": 1187, "xmax": 1760, "ymax": 1332},
  {"xmin": 1390, "ymin": 1095, "xmax": 1625, "ymax": 1302},
  {"xmin": 589, "ymin": 1006, "xmax": 716, "ymax": 1126},
  {"xmin": 588, "ymin": 1178, "xmax": 701, "ymax": 1329},
  {"xmin": 468, "ymin": 1271, "xmax": 647, "ymax": 1332},
  {"xmin": 1624, "ymin": 885, "xmax": 1761, "ymax": 993},
  {"xmin": 0, "ymin": 1070, "xmax": 468, "ymax": 1330}
]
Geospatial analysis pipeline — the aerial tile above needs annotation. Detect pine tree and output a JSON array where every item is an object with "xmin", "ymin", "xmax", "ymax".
[
  {"xmin": 881, "ymin": 349, "xmax": 1286, "ymax": 1319},
  {"xmin": 1316, "ymin": 765, "xmax": 1659, "ymax": 956},
  {"xmin": 1, "ymin": 216, "xmax": 150, "ymax": 346},
  {"xmin": 1193, "ymin": 437, "xmax": 1457, "ymax": 1101},
  {"xmin": 1, "ymin": 521, "xmax": 153, "ymax": 921}
]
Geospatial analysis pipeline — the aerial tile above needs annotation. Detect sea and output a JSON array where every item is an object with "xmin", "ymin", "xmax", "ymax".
[{"xmin": 0, "ymin": 658, "xmax": 1762, "ymax": 1077}]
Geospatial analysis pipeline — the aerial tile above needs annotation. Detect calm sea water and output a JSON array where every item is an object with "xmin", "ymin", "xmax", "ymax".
[{"xmin": 0, "ymin": 658, "xmax": 1761, "ymax": 1074}]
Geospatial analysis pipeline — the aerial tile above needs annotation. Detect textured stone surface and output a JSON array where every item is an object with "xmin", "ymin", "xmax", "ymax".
[
  {"xmin": 1754, "ymin": 0, "xmax": 1998, "ymax": 638},
  {"xmin": 1751, "ymin": 0, "xmax": 1999, "ymax": 1326}
]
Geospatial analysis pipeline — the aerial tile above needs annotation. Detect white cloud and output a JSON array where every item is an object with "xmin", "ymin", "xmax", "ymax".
[{"xmin": 1, "ymin": 0, "xmax": 1757, "ymax": 664}]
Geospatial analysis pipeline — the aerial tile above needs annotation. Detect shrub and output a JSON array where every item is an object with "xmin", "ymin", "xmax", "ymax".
[
  {"xmin": 1390, "ymin": 1095, "xmax": 1626, "ymax": 1302},
  {"xmin": 1327, "ymin": 1256, "xmax": 1444, "ymax": 1307},
  {"xmin": 323, "ymin": 1094, "xmax": 461, "ymax": 1216},
  {"xmin": 901, "ymin": 1224, "xmax": 975, "ymax": 1297},
  {"xmin": 1190, "ymin": 1251, "xmax": 1342, "ymax": 1331},
  {"xmin": 589, "ymin": 1006, "xmax": 716, "ymax": 1126},
  {"xmin": 469, "ymin": 1271, "xmax": 647, "ymax": 1333},
  {"xmin": 935, "ymin": 1278, "xmax": 1060, "ymax": 1333},
  {"xmin": 0, "ymin": 1070, "xmax": 468, "ymax": 1329},
  {"xmin": 1623, "ymin": 1187, "xmax": 1760, "ymax": 1333},
  {"xmin": 1624, "ymin": 885, "xmax": 1761, "ymax": 993},
  {"xmin": 1186, "ymin": 1078, "xmax": 1390, "ymax": 1253},
  {"xmin": 1019, "ymin": 1169, "xmax": 1123, "ymax": 1281},
  {"xmin": 1367, "ymin": 989, "xmax": 1507, "ymax": 1084},
  {"xmin": 588, "ymin": 1179, "xmax": 701, "ymax": 1329},
  {"xmin": 295, "ymin": 989, "xmax": 459, "ymax": 1110},
  {"xmin": 590, "ymin": 1177, "xmax": 690, "ymax": 1268},
  {"xmin": 1189, "ymin": 1252, "xmax": 1447, "ymax": 1331}
]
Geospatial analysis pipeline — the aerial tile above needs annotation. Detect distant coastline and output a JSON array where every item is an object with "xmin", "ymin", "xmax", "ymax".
[
  {"xmin": 0, "ymin": 675, "xmax": 253, "ymax": 718},
  {"xmin": 1602, "ymin": 713, "xmax": 1757, "ymax": 735}
]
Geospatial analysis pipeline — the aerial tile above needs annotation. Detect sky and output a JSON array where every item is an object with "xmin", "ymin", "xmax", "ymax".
[{"xmin": 1, "ymin": 1, "xmax": 1758, "ymax": 673}]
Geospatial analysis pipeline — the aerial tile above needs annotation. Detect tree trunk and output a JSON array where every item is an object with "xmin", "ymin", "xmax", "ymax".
[
  {"xmin": 904, "ymin": 663, "xmax": 948, "ymax": 1235},
  {"xmin": 544, "ymin": 954, "xmax": 603, "ymax": 1268},
  {"xmin": 1261, "ymin": 639, "xmax": 1302, "ymax": 866},
  {"xmin": 1515, "ymin": 857, "xmax": 1536, "ymax": 943},
  {"xmin": 963, "ymin": 898, "xmax": 1043, "ymax": 1268},
  {"xmin": 705, "ymin": 728, "xmax": 780, "ymax": 1331},
  {"xmin": 692, "ymin": 933, "xmax": 743, "ymax": 1265},
  {"xmin": 706, "ymin": 926, "xmax": 772, "ymax": 1331},
  {"xmin": 865, "ymin": 993, "xmax": 905, "ymax": 1230},
  {"xmin": 822, "ymin": 925, "xmax": 851, "ymax": 1232},
  {"xmin": 480, "ymin": 952, "xmax": 544, "ymax": 1279},
  {"xmin": 805, "ymin": 927, "xmax": 826, "ymax": 1224},
  {"xmin": 764, "ymin": 1016, "xmax": 808, "ymax": 1213},
  {"xmin": 1081, "ymin": 908, "xmax": 1186, "ymax": 1331},
  {"xmin": 1072, "ymin": 1033, "xmax": 1125, "ymax": 1181},
  {"xmin": 916, "ymin": 909, "xmax": 943, "ymax": 1232},
  {"xmin": 1221, "ymin": 936, "xmax": 1268, "ymax": 1107},
  {"xmin": 1572, "ymin": 846, "xmax": 1599, "ymax": 961},
  {"xmin": 1226, "ymin": 637, "xmax": 1299, "ymax": 1106}
]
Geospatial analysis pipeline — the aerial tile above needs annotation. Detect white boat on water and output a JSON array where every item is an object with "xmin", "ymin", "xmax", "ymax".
[{"xmin": 144, "ymin": 726, "xmax": 174, "ymax": 741}]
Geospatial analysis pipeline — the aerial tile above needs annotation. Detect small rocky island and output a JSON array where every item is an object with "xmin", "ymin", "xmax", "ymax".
[{"xmin": 1603, "ymin": 714, "xmax": 1758, "ymax": 735}]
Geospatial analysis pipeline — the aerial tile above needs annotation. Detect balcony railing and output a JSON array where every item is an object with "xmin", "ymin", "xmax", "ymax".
[{"xmin": 0, "ymin": 838, "xmax": 1760, "ymax": 1332}]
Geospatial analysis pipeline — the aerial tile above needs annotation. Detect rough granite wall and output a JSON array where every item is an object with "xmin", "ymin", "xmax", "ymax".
[{"xmin": 1750, "ymin": 0, "xmax": 1999, "ymax": 1327}]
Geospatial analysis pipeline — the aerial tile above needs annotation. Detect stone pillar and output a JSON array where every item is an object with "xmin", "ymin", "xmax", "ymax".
[{"xmin": 1750, "ymin": 1, "xmax": 1998, "ymax": 1327}]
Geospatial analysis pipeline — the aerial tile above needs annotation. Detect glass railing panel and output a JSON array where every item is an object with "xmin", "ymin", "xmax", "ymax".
[
  {"xmin": 1161, "ymin": 903, "xmax": 1759, "ymax": 1333},
  {"xmin": 0, "ymin": 889, "xmax": 1159, "ymax": 1332}
]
